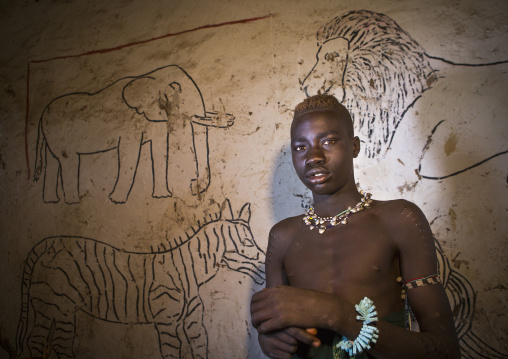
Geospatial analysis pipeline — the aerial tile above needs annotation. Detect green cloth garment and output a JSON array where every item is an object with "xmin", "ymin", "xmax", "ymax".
[{"xmin": 291, "ymin": 311, "xmax": 406, "ymax": 359}]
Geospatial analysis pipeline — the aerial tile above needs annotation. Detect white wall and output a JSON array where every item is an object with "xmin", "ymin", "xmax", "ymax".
[{"xmin": 0, "ymin": 1, "xmax": 506, "ymax": 358}]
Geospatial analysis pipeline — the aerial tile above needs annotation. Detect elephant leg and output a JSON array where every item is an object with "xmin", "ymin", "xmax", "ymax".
[
  {"xmin": 190, "ymin": 123, "xmax": 210, "ymax": 196},
  {"xmin": 43, "ymin": 145, "xmax": 61, "ymax": 203},
  {"xmin": 150, "ymin": 132, "xmax": 172, "ymax": 198},
  {"xmin": 59, "ymin": 153, "xmax": 80, "ymax": 204},
  {"xmin": 109, "ymin": 135, "xmax": 143, "ymax": 203},
  {"xmin": 183, "ymin": 296, "xmax": 208, "ymax": 359}
]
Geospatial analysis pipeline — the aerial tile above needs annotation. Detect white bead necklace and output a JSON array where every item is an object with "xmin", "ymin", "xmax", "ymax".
[{"xmin": 303, "ymin": 191, "xmax": 372, "ymax": 234}]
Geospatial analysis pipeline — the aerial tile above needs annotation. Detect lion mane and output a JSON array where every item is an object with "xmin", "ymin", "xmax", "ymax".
[{"xmin": 317, "ymin": 10, "xmax": 436, "ymax": 158}]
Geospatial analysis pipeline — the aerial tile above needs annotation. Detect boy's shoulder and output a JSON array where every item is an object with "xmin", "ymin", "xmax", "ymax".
[
  {"xmin": 370, "ymin": 198, "xmax": 426, "ymax": 220},
  {"xmin": 270, "ymin": 214, "xmax": 305, "ymax": 237},
  {"xmin": 369, "ymin": 198, "xmax": 432, "ymax": 242},
  {"xmin": 268, "ymin": 213, "xmax": 310, "ymax": 248},
  {"xmin": 370, "ymin": 198, "xmax": 420, "ymax": 214}
]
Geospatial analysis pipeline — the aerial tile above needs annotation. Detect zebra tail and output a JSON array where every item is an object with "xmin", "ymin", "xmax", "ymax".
[{"xmin": 16, "ymin": 237, "xmax": 58, "ymax": 355}]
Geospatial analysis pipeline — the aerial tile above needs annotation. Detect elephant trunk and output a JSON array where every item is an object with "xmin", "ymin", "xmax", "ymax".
[{"xmin": 33, "ymin": 119, "xmax": 45, "ymax": 181}]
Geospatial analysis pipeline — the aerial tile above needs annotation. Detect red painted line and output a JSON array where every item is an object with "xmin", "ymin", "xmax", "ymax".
[
  {"xmin": 25, "ymin": 13, "xmax": 275, "ymax": 180},
  {"xmin": 31, "ymin": 14, "xmax": 275, "ymax": 64}
]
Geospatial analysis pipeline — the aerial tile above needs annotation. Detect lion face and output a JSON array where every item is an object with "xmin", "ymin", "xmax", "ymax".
[{"xmin": 300, "ymin": 37, "xmax": 349, "ymax": 102}]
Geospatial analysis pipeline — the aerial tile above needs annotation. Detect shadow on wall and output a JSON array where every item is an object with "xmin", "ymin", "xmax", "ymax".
[{"xmin": 270, "ymin": 145, "xmax": 310, "ymax": 224}]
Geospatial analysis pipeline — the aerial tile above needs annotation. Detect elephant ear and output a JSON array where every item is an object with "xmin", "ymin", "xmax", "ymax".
[{"xmin": 123, "ymin": 76, "xmax": 167, "ymax": 122}]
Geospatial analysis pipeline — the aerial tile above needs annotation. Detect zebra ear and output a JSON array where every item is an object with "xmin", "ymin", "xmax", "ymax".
[
  {"xmin": 220, "ymin": 198, "xmax": 234, "ymax": 220},
  {"xmin": 238, "ymin": 203, "xmax": 251, "ymax": 223}
]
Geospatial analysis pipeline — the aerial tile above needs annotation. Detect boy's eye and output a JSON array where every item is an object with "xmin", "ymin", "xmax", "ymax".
[
  {"xmin": 323, "ymin": 139, "xmax": 337, "ymax": 145},
  {"xmin": 293, "ymin": 145, "xmax": 306, "ymax": 151}
]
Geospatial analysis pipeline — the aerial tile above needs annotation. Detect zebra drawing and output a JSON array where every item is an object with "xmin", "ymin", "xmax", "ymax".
[{"xmin": 16, "ymin": 199, "xmax": 265, "ymax": 359}]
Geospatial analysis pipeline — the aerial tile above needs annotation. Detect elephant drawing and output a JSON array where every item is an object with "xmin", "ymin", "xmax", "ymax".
[{"xmin": 33, "ymin": 65, "xmax": 234, "ymax": 204}]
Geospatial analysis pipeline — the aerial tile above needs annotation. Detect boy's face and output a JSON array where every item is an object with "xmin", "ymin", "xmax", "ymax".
[{"xmin": 290, "ymin": 112, "xmax": 360, "ymax": 196}]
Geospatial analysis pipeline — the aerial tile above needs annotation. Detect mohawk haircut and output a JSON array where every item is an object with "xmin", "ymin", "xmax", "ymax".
[{"xmin": 293, "ymin": 94, "xmax": 354, "ymax": 138}]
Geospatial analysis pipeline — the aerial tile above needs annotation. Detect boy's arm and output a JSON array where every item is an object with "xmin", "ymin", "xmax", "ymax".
[
  {"xmin": 252, "ymin": 201, "xmax": 461, "ymax": 359},
  {"xmin": 253, "ymin": 224, "xmax": 320, "ymax": 358},
  {"xmin": 367, "ymin": 201, "xmax": 461, "ymax": 358}
]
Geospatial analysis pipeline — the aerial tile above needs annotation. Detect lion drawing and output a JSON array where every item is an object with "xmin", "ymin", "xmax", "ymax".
[{"xmin": 301, "ymin": 10, "xmax": 437, "ymax": 159}]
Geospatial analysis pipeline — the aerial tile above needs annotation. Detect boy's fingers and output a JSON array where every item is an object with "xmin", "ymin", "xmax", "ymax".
[
  {"xmin": 250, "ymin": 297, "xmax": 268, "ymax": 313},
  {"xmin": 251, "ymin": 309, "xmax": 271, "ymax": 329},
  {"xmin": 285, "ymin": 327, "xmax": 320, "ymax": 347},
  {"xmin": 259, "ymin": 331, "xmax": 298, "ymax": 359},
  {"xmin": 306, "ymin": 328, "xmax": 318, "ymax": 336}
]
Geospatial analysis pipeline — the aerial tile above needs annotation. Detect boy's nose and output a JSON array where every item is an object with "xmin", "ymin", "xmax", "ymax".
[{"xmin": 305, "ymin": 148, "xmax": 326, "ymax": 165}]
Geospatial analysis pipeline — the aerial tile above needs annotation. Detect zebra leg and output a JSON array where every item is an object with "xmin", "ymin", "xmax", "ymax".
[
  {"xmin": 26, "ymin": 306, "xmax": 53, "ymax": 357},
  {"xmin": 153, "ymin": 321, "xmax": 183, "ymax": 359},
  {"xmin": 183, "ymin": 295, "xmax": 208, "ymax": 359},
  {"xmin": 149, "ymin": 282, "xmax": 185, "ymax": 359},
  {"xmin": 29, "ymin": 299, "xmax": 76, "ymax": 359},
  {"xmin": 51, "ymin": 316, "xmax": 76, "ymax": 359}
]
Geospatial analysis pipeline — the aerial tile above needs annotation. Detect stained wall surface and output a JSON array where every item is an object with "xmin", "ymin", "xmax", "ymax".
[{"xmin": 0, "ymin": 1, "xmax": 507, "ymax": 358}]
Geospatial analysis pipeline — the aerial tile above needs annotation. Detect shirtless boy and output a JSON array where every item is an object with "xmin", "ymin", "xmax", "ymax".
[{"xmin": 250, "ymin": 94, "xmax": 460, "ymax": 358}]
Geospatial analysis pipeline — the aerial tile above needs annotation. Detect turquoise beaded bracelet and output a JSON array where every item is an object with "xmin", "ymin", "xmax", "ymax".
[{"xmin": 336, "ymin": 297, "xmax": 379, "ymax": 356}]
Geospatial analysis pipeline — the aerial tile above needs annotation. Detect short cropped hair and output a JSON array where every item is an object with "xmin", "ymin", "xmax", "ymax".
[{"xmin": 293, "ymin": 94, "xmax": 354, "ymax": 138}]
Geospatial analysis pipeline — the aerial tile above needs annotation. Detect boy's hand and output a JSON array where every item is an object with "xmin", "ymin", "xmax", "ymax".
[
  {"xmin": 251, "ymin": 285, "xmax": 340, "ymax": 334},
  {"xmin": 258, "ymin": 327, "xmax": 320, "ymax": 359}
]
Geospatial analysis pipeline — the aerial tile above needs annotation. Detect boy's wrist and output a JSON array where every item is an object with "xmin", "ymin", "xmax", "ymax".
[{"xmin": 326, "ymin": 296, "xmax": 363, "ymax": 339}]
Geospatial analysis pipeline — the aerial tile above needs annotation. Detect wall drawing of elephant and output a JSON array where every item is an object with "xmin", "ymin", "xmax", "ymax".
[
  {"xmin": 33, "ymin": 65, "xmax": 234, "ymax": 204},
  {"xmin": 300, "ymin": 10, "xmax": 508, "ymax": 172},
  {"xmin": 16, "ymin": 199, "xmax": 265, "ymax": 359}
]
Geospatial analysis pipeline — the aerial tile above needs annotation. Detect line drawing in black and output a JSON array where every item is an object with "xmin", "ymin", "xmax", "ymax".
[
  {"xmin": 418, "ymin": 120, "xmax": 508, "ymax": 180},
  {"xmin": 299, "ymin": 9, "xmax": 508, "ymax": 173},
  {"xmin": 435, "ymin": 239, "xmax": 508, "ymax": 359},
  {"xmin": 16, "ymin": 199, "xmax": 265, "ymax": 359},
  {"xmin": 33, "ymin": 64, "xmax": 234, "ymax": 204}
]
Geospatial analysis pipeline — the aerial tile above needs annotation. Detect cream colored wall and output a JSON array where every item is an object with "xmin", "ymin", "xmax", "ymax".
[{"xmin": 0, "ymin": 1, "xmax": 506, "ymax": 358}]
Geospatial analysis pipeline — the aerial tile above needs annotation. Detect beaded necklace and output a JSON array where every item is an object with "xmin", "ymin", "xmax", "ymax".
[{"xmin": 303, "ymin": 191, "xmax": 372, "ymax": 234}]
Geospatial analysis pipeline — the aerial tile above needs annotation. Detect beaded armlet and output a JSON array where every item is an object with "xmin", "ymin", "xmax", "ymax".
[
  {"xmin": 403, "ymin": 274, "xmax": 441, "ymax": 290},
  {"xmin": 398, "ymin": 274, "xmax": 441, "ymax": 331}
]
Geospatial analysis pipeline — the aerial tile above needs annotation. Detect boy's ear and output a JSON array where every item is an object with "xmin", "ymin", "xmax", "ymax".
[{"xmin": 352, "ymin": 136, "xmax": 361, "ymax": 158}]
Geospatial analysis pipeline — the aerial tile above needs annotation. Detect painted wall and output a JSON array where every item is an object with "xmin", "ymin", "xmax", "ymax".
[{"xmin": 0, "ymin": 1, "xmax": 506, "ymax": 358}]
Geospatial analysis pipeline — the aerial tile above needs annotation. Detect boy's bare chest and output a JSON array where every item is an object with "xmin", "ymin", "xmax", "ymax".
[{"xmin": 283, "ymin": 220, "xmax": 398, "ymax": 294}]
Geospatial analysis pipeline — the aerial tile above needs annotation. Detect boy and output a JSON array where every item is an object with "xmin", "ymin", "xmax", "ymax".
[{"xmin": 250, "ymin": 94, "xmax": 460, "ymax": 358}]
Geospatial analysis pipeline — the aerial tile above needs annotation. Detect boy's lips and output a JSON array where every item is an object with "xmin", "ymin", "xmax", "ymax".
[{"xmin": 306, "ymin": 168, "xmax": 331, "ymax": 184}]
